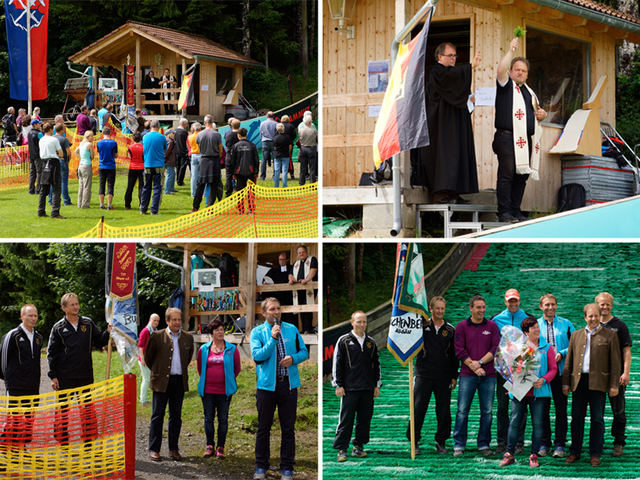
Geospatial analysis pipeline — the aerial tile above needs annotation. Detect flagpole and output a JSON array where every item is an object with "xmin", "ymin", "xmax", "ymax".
[
  {"xmin": 409, "ymin": 361, "xmax": 416, "ymax": 460},
  {"xmin": 27, "ymin": 0, "xmax": 32, "ymax": 114}
]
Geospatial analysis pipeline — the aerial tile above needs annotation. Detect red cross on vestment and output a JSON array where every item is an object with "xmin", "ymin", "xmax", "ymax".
[
  {"xmin": 516, "ymin": 137, "xmax": 526, "ymax": 149},
  {"xmin": 535, "ymin": 143, "xmax": 540, "ymax": 153},
  {"xmin": 515, "ymin": 109, "xmax": 525, "ymax": 120},
  {"xmin": 515, "ymin": 85, "xmax": 521, "ymax": 94}
]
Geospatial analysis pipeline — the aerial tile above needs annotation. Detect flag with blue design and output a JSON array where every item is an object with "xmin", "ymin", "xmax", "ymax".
[
  {"xmin": 387, "ymin": 243, "xmax": 429, "ymax": 366},
  {"xmin": 4, "ymin": 0, "xmax": 49, "ymax": 100}
]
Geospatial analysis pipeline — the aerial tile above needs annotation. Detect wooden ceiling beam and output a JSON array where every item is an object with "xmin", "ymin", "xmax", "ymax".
[
  {"xmin": 562, "ymin": 13, "xmax": 588, "ymax": 26},
  {"xmin": 536, "ymin": 6, "xmax": 564, "ymax": 19},
  {"xmin": 586, "ymin": 20, "xmax": 609, "ymax": 33},
  {"xmin": 514, "ymin": 0, "xmax": 542, "ymax": 13}
]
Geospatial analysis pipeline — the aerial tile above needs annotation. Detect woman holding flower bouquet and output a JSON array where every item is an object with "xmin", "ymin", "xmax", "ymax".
[{"xmin": 499, "ymin": 317, "xmax": 557, "ymax": 468}]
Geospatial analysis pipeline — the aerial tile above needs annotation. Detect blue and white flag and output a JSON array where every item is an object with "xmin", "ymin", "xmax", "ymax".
[{"xmin": 387, "ymin": 243, "xmax": 429, "ymax": 366}]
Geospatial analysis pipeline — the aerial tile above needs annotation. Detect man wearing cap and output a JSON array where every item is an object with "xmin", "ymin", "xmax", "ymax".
[
  {"xmin": 491, "ymin": 288, "xmax": 537, "ymax": 454},
  {"xmin": 596, "ymin": 292, "xmax": 632, "ymax": 458}
]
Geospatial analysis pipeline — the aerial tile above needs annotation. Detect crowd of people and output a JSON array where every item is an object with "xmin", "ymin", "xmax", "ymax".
[
  {"xmin": 331, "ymin": 291, "xmax": 630, "ymax": 469},
  {"xmin": 0, "ymin": 296, "xmax": 310, "ymax": 480},
  {"xmin": 3, "ymin": 103, "xmax": 318, "ymax": 219}
]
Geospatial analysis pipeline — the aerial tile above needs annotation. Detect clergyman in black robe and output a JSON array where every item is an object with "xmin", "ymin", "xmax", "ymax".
[{"xmin": 416, "ymin": 43, "xmax": 482, "ymax": 204}]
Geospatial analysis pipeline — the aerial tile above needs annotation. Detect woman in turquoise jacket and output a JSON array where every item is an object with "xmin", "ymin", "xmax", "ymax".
[{"xmin": 197, "ymin": 319, "xmax": 241, "ymax": 459}]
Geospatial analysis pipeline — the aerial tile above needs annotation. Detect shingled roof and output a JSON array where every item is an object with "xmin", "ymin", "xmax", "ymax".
[{"xmin": 69, "ymin": 21, "xmax": 263, "ymax": 68}]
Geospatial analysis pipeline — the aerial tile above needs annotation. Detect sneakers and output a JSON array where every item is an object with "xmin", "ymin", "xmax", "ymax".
[
  {"xmin": 495, "ymin": 444, "xmax": 506, "ymax": 454},
  {"xmin": 515, "ymin": 444, "xmax": 525, "ymax": 454},
  {"xmin": 553, "ymin": 446, "xmax": 565, "ymax": 458},
  {"xmin": 414, "ymin": 444, "xmax": 421, "ymax": 455},
  {"xmin": 107, "ymin": 205, "xmax": 115, "ymax": 210},
  {"xmin": 352, "ymin": 446, "xmax": 367, "ymax": 458},
  {"xmin": 203, "ymin": 445, "xmax": 214, "ymax": 458},
  {"xmin": 216, "ymin": 446, "xmax": 225, "ymax": 459},
  {"xmin": 190, "ymin": 208, "xmax": 199, "ymax": 213},
  {"xmin": 281, "ymin": 469, "xmax": 293, "ymax": 480},
  {"xmin": 529, "ymin": 454, "xmax": 539, "ymax": 468},
  {"xmin": 499, "ymin": 452, "xmax": 515, "ymax": 466},
  {"xmin": 538, "ymin": 446, "xmax": 549, "ymax": 457},
  {"xmin": 612, "ymin": 444, "xmax": 624, "ymax": 457},
  {"xmin": 254, "ymin": 468, "xmax": 267, "ymax": 480},
  {"xmin": 479, "ymin": 448, "xmax": 493, "ymax": 457},
  {"xmin": 337, "ymin": 450, "xmax": 347, "ymax": 462},
  {"xmin": 435, "ymin": 443, "xmax": 448, "ymax": 454},
  {"xmin": 453, "ymin": 448, "xmax": 464, "ymax": 457}
]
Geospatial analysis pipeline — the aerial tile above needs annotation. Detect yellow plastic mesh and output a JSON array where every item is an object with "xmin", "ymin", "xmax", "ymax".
[
  {"xmin": 76, "ymin": 181, "xmax": 319, "ymax": 238},
  {"xmin": 0, "ymin": 375, "xmax": 129, "ymax": 479}
]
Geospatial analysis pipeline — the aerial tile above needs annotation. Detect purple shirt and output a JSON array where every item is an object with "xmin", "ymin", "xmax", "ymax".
[
  {"xmin": 76, "ymin": 113, "xmax": 92, "ymax": 136},
  {"xmin": 454, "ymin": 317, "xmax": 500, "ymax": 377}
]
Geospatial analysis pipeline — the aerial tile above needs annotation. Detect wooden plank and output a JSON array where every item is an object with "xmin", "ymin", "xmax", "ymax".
[{"xmin": 323, "ymin": 93, "xmax": 385, "ymax": 107}]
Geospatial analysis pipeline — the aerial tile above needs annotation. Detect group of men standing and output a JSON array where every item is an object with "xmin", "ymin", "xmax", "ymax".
[
  {"xmin": 331, "ymin": 290, "xmax": 630, "ymax": 468},
  {"xmin": 418, "ymin": 38, "xmax": 547, "ymax": 222}
]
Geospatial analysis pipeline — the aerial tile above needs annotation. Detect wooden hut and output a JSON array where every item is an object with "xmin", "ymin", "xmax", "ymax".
[
  {"xmin": 323, "ymin": 0, "xmax": 640, "ymax": 235},
  {"xmin": 69, "ymin": 21, "xmax": 262, "ymax": 123},
  {"xmin": 146, "ymin": 242, "xmax": 318, "ymax": 361}
]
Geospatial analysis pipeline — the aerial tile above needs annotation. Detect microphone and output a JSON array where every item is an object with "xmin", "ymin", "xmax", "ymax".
[{"xmin": 274, "ymin": 316, "xmax": 280, "ymax": 326}]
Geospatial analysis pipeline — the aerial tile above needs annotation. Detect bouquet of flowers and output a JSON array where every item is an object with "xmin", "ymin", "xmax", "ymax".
[{"xmin": 494, "ymin": 326, "xmax": 541, "ymax": 385}]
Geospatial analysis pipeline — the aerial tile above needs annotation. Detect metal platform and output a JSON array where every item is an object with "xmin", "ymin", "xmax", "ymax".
[{"xmin": 415, "ymin": 204, "xmax": 505, "ymax": 238}]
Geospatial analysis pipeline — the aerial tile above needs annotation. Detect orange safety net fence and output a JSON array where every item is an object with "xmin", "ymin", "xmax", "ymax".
[
  {"xmin": 76, "ymin": 182, "xmax": 319, "ymax": 238},
  {"xmin": 0, "ymin": 120, "xmax": 132, "ymax": 191},
  {"xmin": 0, "ymin": 374, "xmax": 136, "ymax": 479}
]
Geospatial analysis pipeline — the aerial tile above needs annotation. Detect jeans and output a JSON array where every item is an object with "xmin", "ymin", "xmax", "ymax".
[
  {"xmin": 149, "ymin": 375, "xmax": 185, "ymax": 453},
  {"xmin": 569, "ymin": 374, "xmax": 606, "ymax": 458},
  {"xmin": 609, "ymin": 384, "xmax": 627, "ymax": 446},
  {"xmin": 260, "ymin": 140, "xmax": 274, "ymax": 180},
  {"xmin": 124, "ymin": 169, "xmax": 144, "ymax": 209},
  {"xmin": 202, "ymin": 393, "xmax": 232, "ymax": 448},
  {"xmin": 497, "ymin": 374, "xmax": 526, "ymax": 446},
  {"xmin": 507, "ymin": 396, "xmax": 549, "ymax": 455},
  {"xmin": 256, "ymin": 381, "xmax": 297, "ymax": 471},
  {"xmin": 406, "ymin": 376, "xmax": 452, "ymax": 445},
  {"xmin": 298, "ymin": 146, "xmax": 317, "ymax": 185},
  {"xmin": 140, "ymin": 168, "xmax": 164, "ymax": 214},
  {"xmin": 493, "ymin": 130, "xmax": 529, "ymax": 217},
  {"xmin": 273, "ymin": 157, "xmax": 289, "ymax": 188},
  {"xmin": 50, "ymin": 160, "xmax": 71, "ymax": 205},
  {"xmin": 542, "ymin": 371, "xmax": 569, "ymax": 447},
  {"xmin": 138, "ymin": 361, "xmax": 151, "ymax": 404},
  {"xmin": 164, "ymin": 165, "xmax": 176, "ymax": 194},
  {"xmin": 190, "ymin": 154, "xmax": 201, "ymax": 197},
  {"xmin": 453, "ymin": 375, "xmax": 495, "ymax": 450}
]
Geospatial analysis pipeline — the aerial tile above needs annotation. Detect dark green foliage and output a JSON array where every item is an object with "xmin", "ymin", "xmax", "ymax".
[{"xmin": 616, "ymin": 60, "xmax": 640, "ymax": 155}]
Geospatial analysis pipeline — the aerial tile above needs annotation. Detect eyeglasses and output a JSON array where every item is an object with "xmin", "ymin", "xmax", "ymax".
[{"xmin": 441, "ymin": 54, "xmax": 458, "ymax": 59}]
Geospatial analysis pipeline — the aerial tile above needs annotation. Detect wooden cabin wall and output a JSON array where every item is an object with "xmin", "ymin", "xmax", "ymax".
[{"xmin": 324, "ymin": 0, "xmax": 619, "ymax": 212}]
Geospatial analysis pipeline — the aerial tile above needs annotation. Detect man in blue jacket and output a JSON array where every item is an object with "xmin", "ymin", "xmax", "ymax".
[
  {"xmin": 250, "ymin": 298, "xmax": 308, "ymax": 480},
  {"xmin": 491, "ymin": 288, "xmax": 536, "ymax": 453},
  {"xmin": 537, "ymin": 293, "xmax": 575, "ymax": 458},
  {"xmin": 140, "ymin": 120, "xmax": 167, "ymax": 215}
]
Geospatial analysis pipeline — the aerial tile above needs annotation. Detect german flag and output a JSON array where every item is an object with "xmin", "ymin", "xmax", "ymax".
[
  {"xmin": 177, "ymin": 70, "xmax": 196, "ymax": 111},
  {"xmin": 373, "ymin": 9, "xmax": 432, "ymax": 168}
]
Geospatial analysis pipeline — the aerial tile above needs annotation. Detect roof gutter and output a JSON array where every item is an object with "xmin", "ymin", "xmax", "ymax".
[
  {"xmin": 531, "ymin": 0, "xmax": 640, "ymax": 35},
  {"xmin": 191, "ymin": 53, "xmax": 263, "ymax": 68},
  {"xmin": 389, "ymin": 0, "xmax": 438, "ymax": 237}
]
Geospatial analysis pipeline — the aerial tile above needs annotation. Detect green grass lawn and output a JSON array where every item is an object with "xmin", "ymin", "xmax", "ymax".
[
  {"xmin": 92, "ymin": 349, "xmax": 318, "ymax": 477},
  {"xmin": 0, "ymin": 163, "xmax": 302, "ymax": 238}
]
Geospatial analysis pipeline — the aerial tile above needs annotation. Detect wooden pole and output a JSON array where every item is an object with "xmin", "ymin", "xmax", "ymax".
[{"xmin": 409, "ymin": 361, "xmax": 416, "ymax": 459}]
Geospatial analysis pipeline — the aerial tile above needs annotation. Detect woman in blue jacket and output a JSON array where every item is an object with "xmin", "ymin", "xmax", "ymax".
[{"xmin": 197, "ymin": 319, "xmax": 241, "ymax": 459}]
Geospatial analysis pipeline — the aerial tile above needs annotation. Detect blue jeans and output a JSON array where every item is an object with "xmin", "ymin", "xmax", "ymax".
[
  {"xmin": 49, "ymin": 160, "xmax": 71, "ymax": 205},
  {"xmin": 260, "ymin": 140, "xmax": 274, "ymax": 179},
  {"xmin": 202, "ymin": 393, "xmax": 232, "ymax": 448},
  {"xmin": 507, "ymin": 396, "xmax": 548, "ymax": 455},
  {"xmin": 164, "ymin": 165, "xmax": 176, "ymax": 194},
  {"xmin": 190, "ymin": 154, "xmax": 200, "ymax": 197},
  {"xmin": 453, "ymin": 375, "xmax": 495, "ymax": 450},
  {"xmin": 140, "ymin": 168, "xmax": 163, "ymax": 214},
  {"xmin": 273, "ymin": 157, "xmax": 289, "ymax": 188}
]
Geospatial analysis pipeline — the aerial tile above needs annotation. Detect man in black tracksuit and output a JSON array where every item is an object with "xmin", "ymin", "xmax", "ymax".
[
  {"xmin": 0, "ymin": 304, "xmax": 43, "ymax": 445},
  {"xmin": 406, "ymin": 296, "xmax": 459, "ymax": 454},
  {"xmin": 331, "ymin": 311, "xmax": 381, "ymax": 462},
  {"xmin": 229, "ymin": 127, "xmax": 259, "ymax": 191},
  {"xmin": 47, "ymin": 293, "xmax": 111, "ymax": 445},
  {"xmin": 27, "ymin": 120, "xmax": 43, "ymax": 194}
]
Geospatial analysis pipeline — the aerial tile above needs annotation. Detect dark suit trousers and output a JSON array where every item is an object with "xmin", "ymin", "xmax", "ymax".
[
  {"xmin": 149, "ymin": 375, "xmax": 185, "ymax": 453},
  {"xmin": 609, "ymin": 384, "xmax": 627, "ymax": 446},
  {"xmin": 256, "ymin": 380, "xmax": 297, "ymax": 471},
  {"xmin": 570, "ymin": 374, "xmax": 606, "ymax": 458}
]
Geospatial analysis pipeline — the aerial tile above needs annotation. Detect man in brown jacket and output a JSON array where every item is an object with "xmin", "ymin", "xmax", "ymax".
[
  {"xmin": 562, "ymin": 303, "xmax": 621, "ymax": 467},
  {"xmin": 145, "ymin": 307, "xmax": 194, "ymax": 462}
]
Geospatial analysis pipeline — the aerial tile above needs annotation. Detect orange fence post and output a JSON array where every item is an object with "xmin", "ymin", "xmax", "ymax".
[{"xmin": 123, "ymin": 373, "xmax": 137, "ymax": 480}]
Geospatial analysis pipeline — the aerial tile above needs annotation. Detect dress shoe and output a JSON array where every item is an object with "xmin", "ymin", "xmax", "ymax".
[
  {"xmin": 590, "ymin": 457, "xmax": 601, "ymax": 466},
  {"xmin": 149, "ymin": 451, "xmax": 161, "ymax": 461},
  {"xmin": 169, "ymin": 450, "xmax": 182, "ymax": 461},
  {"xmin": 565, "ymin": 454, "xmax": 580, "ymax": 464},
  {"xmin": 612, "ymin": 445, "xmax": 624, "ymax": 457},
  {"xmin": 498, "ymin": 212, "xmax": 519, "ymax": 223}
]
